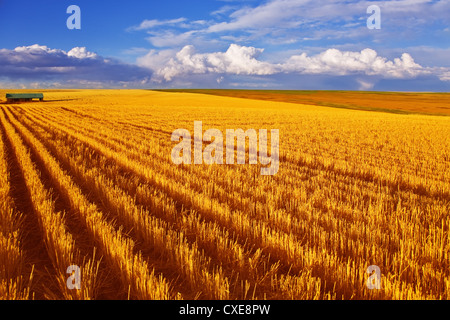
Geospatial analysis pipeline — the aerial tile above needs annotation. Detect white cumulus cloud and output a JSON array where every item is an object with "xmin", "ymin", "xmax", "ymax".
[
  {"xmin": 282, "ymin": 48, "xmax": 428, "ymax": 78},
  {"xmin": 137, "ymin": 44, "xmax": 431, "ymax": 82},
  {"xmin": 67, "ymin": 47, "xmax": 98, "ymax": 59},
  {"xmin": 138, "ymin": 44, "xmax": 276, "ymax": 81}
]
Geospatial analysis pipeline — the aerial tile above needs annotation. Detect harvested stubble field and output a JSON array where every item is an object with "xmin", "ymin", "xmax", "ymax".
[
  {"xmin": 0, "ymin": 89, "xmax": 449, "ymax": 300},
  {"xmin": 157, "ymin": 89, "xmax": 450, "ymax": 116}
]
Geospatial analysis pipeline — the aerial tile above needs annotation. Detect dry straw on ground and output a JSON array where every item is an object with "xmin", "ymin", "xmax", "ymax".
[{"xmin": 0, "ymin": 89, "xmax": 448, "ymax": 299}]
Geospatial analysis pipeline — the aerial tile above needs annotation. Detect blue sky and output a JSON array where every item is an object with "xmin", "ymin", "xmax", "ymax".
[{"xmin": 0, "ymin": 0, "xmax": 449, "ymax": 90}]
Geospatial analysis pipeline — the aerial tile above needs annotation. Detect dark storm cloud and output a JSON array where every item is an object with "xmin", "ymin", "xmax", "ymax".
[{"xmin": 0, "ymin": 45, "xmax": 152, "ymax": 86}]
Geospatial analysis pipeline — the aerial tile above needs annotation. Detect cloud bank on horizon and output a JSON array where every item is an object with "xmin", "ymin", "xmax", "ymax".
[
  {"xmin": 0, "ymin": 45, "xmax": 151, "ymax": 88},
  {"xmin": 0, "ymin": 0, "xmax": 449, "ymax": 91}
]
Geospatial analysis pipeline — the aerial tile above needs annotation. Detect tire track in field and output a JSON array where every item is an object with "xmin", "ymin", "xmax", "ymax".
[
  {"xmin": 6, "ymin": 107, "xmax": 125, "ymax": 299},
  {"xmin": 0, "ymin": 116, "xmax": 33, "ymax": 300},
  {"xmin": 0, "ymin": 107, "xmax": 60, "ymax": 299},
  {"xmin": 11, "ymin": 108, "xmax": 197, "ymax": 300},
  {"xmin": 6, "ymin": 107, "xmax": 175, "ymax": 301},
  {"xmin": 13, "ymin": 108, "xmax": 230, "ymax": 299}
]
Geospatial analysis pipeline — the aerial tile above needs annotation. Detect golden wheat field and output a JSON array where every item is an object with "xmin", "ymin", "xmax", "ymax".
[{"xmin": 0, "ymin": 89, "xmax": 449, "ymax": 300}]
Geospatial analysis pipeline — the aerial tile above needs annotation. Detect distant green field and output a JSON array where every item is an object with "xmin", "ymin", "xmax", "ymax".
[{"xmin": 154, "ymin": 89, "xmax": 450, "ymax": 116}]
